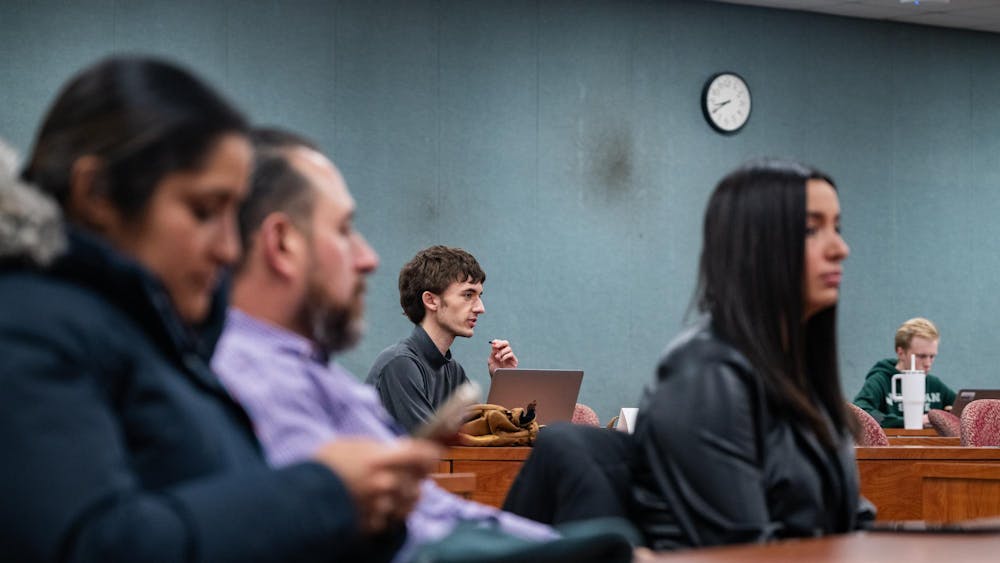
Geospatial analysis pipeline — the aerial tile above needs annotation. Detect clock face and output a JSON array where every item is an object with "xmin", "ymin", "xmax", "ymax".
[{"xmin": 703, "ymin": 72, "xmax": 751, "ymax": 134}]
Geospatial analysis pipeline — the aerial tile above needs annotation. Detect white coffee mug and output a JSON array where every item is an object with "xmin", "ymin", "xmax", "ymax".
[
  {"xmin": 615, "ymin": 408, "xmax": 638, "ymax": 434},
  {"xmin": 890, "ymin": 370, "xmax": 926, "ymax": 430}
]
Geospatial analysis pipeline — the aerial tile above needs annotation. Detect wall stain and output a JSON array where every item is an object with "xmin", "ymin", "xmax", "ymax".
[{"xmin": 586, "ymin": 122, "xmax": 635, "ymax": 202}]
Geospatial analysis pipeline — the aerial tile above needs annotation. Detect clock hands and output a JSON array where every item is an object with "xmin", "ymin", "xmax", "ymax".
[{"xmin": 711, "ymin": 99, "xmax": 731, "ymax": 114}]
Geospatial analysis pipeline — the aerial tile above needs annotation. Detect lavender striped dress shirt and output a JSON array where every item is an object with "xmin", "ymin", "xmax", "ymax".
[{"xmin": 212, "ymin": 309, "xmax": 555, "ymax": 562}]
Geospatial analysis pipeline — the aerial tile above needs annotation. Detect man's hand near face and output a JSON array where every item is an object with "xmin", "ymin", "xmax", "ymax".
[{"xmin": 488, "ymin": 339, "xmax": 518, "ymax": 376}]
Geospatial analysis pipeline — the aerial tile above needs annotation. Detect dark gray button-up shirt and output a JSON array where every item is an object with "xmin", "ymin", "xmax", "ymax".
[{"xmin": 365, "ymin": 325, "xmax": 469, "ymax": 433}]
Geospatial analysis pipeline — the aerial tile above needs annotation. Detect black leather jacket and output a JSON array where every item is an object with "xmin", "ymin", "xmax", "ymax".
[{"xmin": 630, "ymin": 320, "xmax": 867, "ymax": 550}]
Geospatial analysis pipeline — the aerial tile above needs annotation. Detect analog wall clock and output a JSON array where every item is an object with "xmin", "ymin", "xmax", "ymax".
[{"xmin": 702, "ymin": 72, "xmax": 751, "ymax": 134}]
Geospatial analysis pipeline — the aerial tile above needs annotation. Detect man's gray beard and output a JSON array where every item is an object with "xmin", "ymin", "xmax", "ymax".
[
  {"xmin": 308, "ymin": 302, "xmax": 363, "ymax": 356},
  {"xmin": 301, "ymin": 279, "xmax": 365, "ymax": 355}
]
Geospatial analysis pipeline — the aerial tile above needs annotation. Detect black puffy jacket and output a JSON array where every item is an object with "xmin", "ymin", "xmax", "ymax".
[{"xmin": 0, "ymin": 180, "xmax": 363, "ymax": 562}]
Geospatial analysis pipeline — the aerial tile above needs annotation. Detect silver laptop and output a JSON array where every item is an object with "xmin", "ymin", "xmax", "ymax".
[{"xmin": 486, "ymin": 368, "xmax": 584, "ymax": 425}]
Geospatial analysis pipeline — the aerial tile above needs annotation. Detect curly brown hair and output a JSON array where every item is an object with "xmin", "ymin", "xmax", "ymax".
[{"xmin": 399, "ymin": 245, "xmax": 485, "ymax": 324}]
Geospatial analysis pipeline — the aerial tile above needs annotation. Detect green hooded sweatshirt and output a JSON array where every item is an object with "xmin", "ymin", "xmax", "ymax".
[{"xmin": 852, "ymin": 358, "xmax": 957, "ymax": 428}]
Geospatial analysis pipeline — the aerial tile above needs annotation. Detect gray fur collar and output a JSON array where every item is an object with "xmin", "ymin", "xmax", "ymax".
[{"xmin": 0, "ymin": 139, "xmax": 66, "ymax": 267}]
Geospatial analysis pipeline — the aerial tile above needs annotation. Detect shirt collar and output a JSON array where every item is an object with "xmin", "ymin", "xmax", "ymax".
[
  {"xmin": 411, "ymin": 325, "xmax": 451, "ymax": 368},
  {"xmin": 226, "ymin": 308, "xmax": 327, "ymax": 364}
]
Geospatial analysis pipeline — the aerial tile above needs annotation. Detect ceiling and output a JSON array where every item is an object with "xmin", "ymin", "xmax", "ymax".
[{"xmin": 708, "ymin": 0, "xmax": 1000, "ymax": 33}]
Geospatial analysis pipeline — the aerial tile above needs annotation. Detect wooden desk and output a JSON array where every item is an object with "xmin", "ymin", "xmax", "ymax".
[
  {"xmin": 439, "ymin": 443, "xmax": 1000, "ymax": 520},
  {"xmin": 887, "ymin": 436, "xmax": 960, "ymax": 446},
  {"xmin": 857, "ymin": 446, "xmax": 1000, "ymax": 521},
  {"xmin": 429, "ymin": 472, "xmax": 476, "ymax": 499},
  {"xmin": 648, "ymin": 530, "xmax": 1000, "ymax": 562},
  {"xmin": 438, "ymin": 446, "xmax": 531, "ymax": 507}
]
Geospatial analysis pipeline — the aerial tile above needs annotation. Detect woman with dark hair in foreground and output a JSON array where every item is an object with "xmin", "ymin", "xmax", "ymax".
[
  {"xmin": 0, "ymin": 56, "xmax": 438, "ymax": 562},
  {"xmin": 630, "ymin": 158, "xmax": 870, "ymax": 550}
]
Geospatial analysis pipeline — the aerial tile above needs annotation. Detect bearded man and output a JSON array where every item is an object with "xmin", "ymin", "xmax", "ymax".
[{"xmin": 211, "ymin": 128, "xmax": 555, "ymax": 563}]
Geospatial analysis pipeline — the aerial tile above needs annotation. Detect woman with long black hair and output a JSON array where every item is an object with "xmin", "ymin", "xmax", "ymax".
[{"xmin": 630, "ymin": 158, "xmax": 869, "ymax": 550}]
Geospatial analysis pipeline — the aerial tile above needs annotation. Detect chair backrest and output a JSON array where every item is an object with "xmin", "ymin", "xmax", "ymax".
[
  {"xmin": 571, "ymin": 403, "xmax": 600, "ymax": 427},
  {"xmin": 960, "ymin": 399, "xmax": 1000, "ymax": 446},
  {"xmin": 847, "ymin": 403, "xmax": 889, "ymax": 446},
  {"xmin": 928, "ymin": 408, "xmax": 961, "ymax": 437}
]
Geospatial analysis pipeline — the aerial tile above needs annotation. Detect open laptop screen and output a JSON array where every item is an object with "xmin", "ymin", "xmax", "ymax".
[
  {"xmin": 486, "ymin": 368, "xmax": 584, "ymax": 425},
  {"xmin": 951, "ymin": 389, "xmax": 1000, "ymax": 418}
]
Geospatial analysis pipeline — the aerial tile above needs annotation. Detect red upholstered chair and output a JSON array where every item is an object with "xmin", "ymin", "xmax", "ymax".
[
  {"xmin": 928, "ymin": 408, "xmax": 960, "ymax": 437},
  {"xmin": 847, "ymin": 403, "xmax": 889, "ymax": 446},
  {"xmin": 571, "ymin": 403, "xmax": 600, "ymax": 427},
  {"xmin": 960, "ymin": 399, "xmax": 1000, "ymax": 446}
]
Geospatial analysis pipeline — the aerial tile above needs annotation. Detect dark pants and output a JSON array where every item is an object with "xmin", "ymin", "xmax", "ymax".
[{"xmin": 502, "ymin": 423, "xmax": 636, "ymax": 525}]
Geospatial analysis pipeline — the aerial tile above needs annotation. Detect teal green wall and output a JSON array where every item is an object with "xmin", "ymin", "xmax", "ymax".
[{"xmin": 3, "ymin": 0, "xmax": 999, "ymax": 422}]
